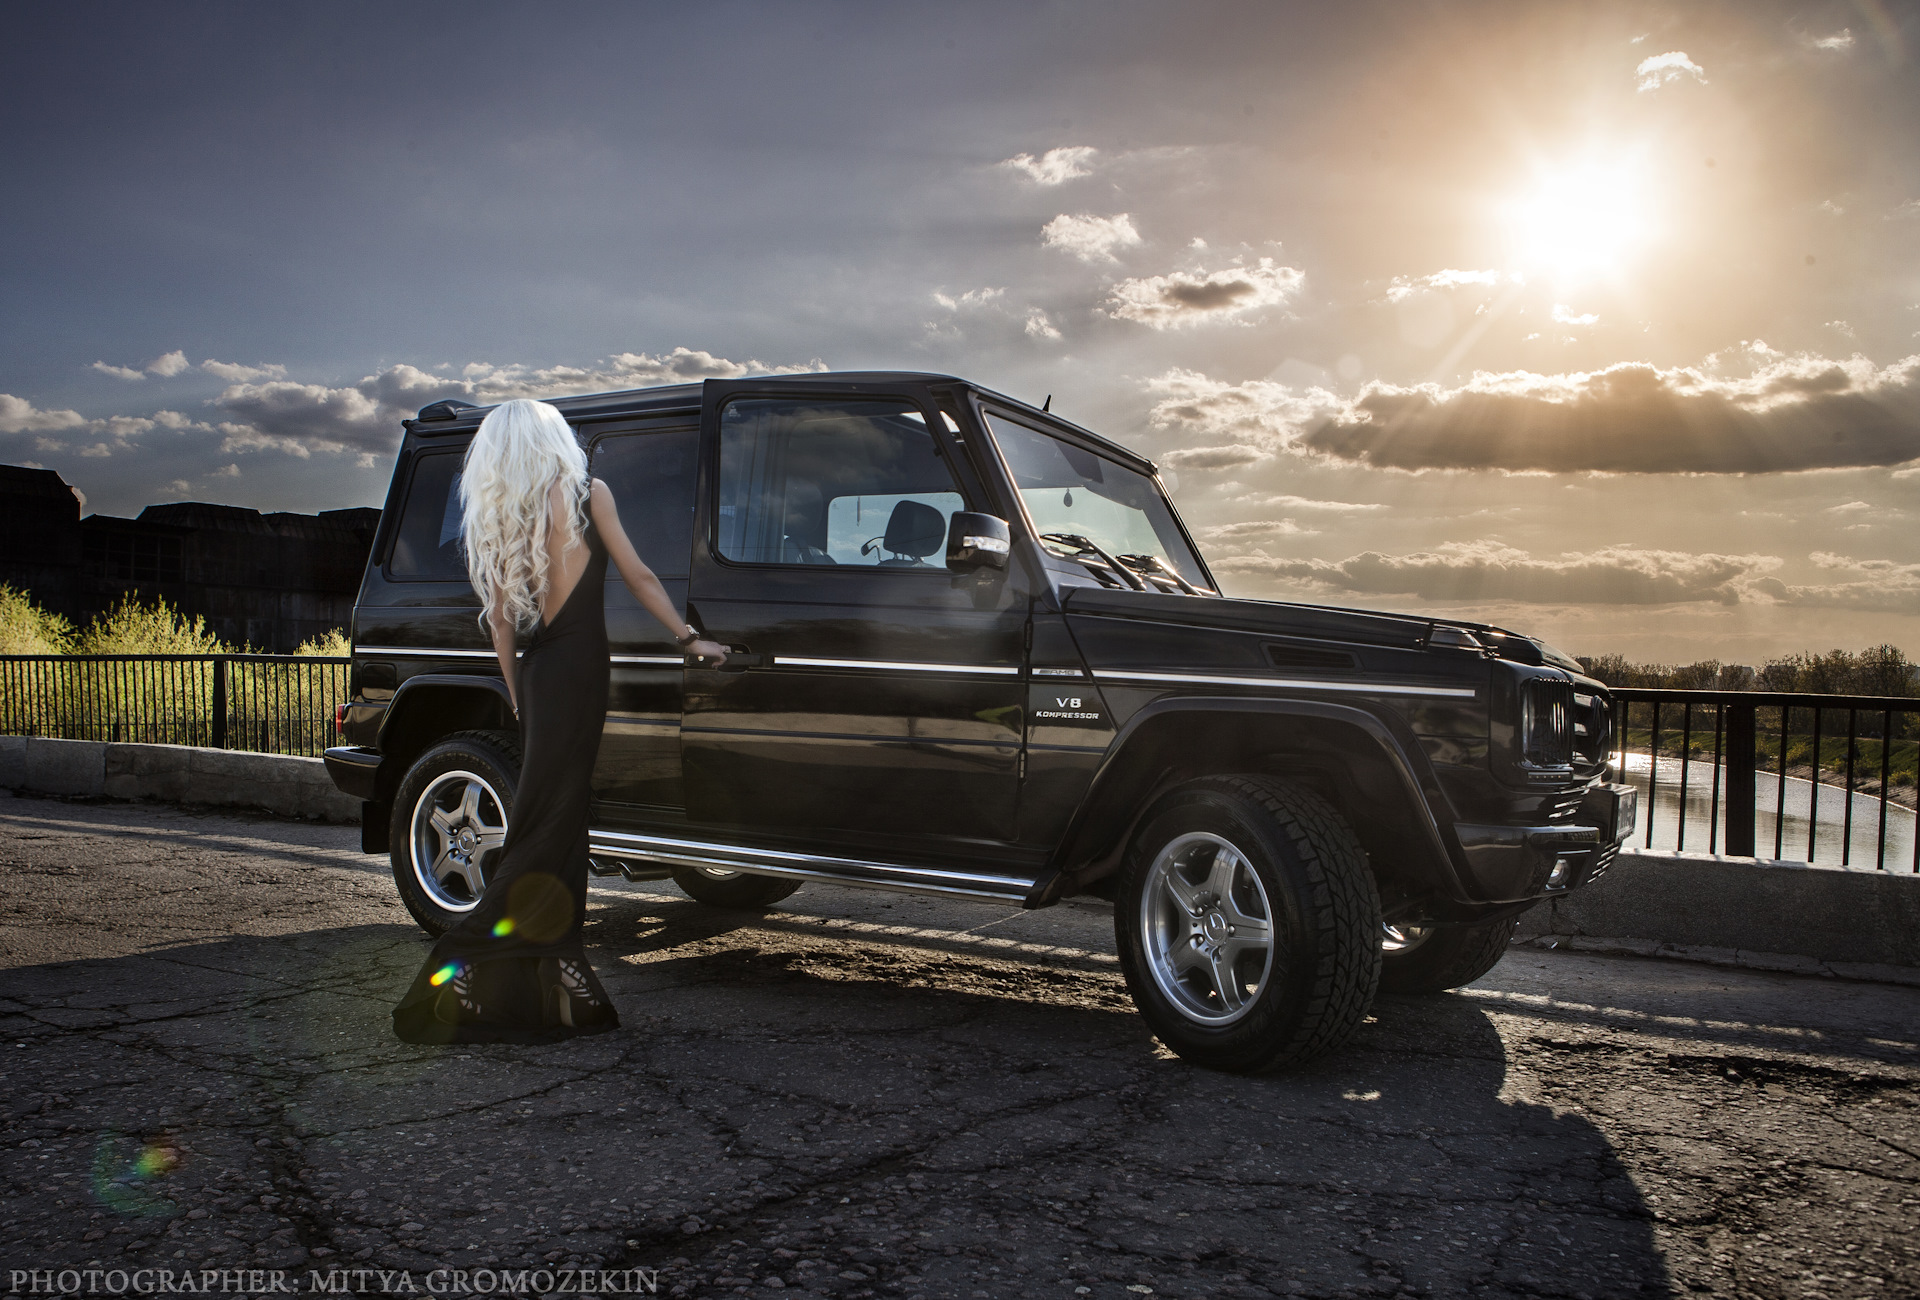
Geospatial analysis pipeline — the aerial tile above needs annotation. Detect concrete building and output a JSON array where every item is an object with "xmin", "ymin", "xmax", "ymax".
[{"xmin": 0, "ymin": 465, "xmax": 378, "ymax": 652}]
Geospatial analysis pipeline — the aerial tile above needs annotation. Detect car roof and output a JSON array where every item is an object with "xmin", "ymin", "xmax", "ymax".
[{"xmin": 410, "ymin": 370, "xmax": 1155, "ymax": 473}]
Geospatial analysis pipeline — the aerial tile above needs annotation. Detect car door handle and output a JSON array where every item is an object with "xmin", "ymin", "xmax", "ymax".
[{"xmin": 709, "ymin": 647, "xmax": 762, "ymax": 672}]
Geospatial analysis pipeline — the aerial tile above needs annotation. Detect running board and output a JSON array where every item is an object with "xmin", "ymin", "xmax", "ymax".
[{"xmin": 586, "ymin": 829, "xmax": 1037, "ymax": 903}]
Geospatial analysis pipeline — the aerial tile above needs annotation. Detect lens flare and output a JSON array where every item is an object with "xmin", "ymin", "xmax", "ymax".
[
  {"xmin": 92, "ymin": 1133, "xmax": 181, "ymax": 1217},
  {"xmin": 492, "ymin": 918, "xmax": 515, "ymax": 938},
  {"xmin": 429, "ymin": 963, "xmax": 460, "ymax": 987}
]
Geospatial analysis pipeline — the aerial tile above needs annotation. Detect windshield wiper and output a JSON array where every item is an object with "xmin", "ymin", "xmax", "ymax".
[
  {"xmin": 1117, "ymin": 553, "xmax": 1209, "ymax": 597},
  {"xmin": 1040, "ymin": 532, "xmax": 1147, "ymax": 591}
]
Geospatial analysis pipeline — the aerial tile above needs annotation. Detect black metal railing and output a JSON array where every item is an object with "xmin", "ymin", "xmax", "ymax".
[
  {"xmin": 1611, "ymin": 687, "xmax": 1919, "ymax": 871},
  {"xmin": 0, "ymin": 655, "xmax": 350, "ymax": 757}
]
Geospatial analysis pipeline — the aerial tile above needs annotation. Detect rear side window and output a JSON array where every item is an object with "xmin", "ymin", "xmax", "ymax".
[
  {"xmin": 386, "ymin": 451, "xmax": 467, "ymax": 580},
  {"xmin": 590, "ymin": 428, "xmax": 697, "ymax": 578},
  {"xmin": 715, "ymin": 398, "xmax": 966, "ymax": 568}
]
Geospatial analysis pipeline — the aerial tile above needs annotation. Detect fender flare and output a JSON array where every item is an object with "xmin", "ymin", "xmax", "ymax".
[
  {"xmin": 1043, "ymin": 694, "xmax": 1474, "ymax": 904},
  {"xmin": 371, "ymin": 673, "xmax": 517, "ymax": 801}
]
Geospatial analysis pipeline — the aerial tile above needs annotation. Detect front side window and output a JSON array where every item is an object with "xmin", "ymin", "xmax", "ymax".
[
  {"xmin": 984, "ymin": 412, "xmax": 1204, "ymax": 584},
  {"xmin": 716, "ymin": 398, "xmax": 966, "ymax": 568},
  {"xmin": 590, "ymin": 429, "xmax": 697, "ymax": 578},
  {"xmin": 387, "ymin": 451, "xmax": 467, "ymax": 580}
]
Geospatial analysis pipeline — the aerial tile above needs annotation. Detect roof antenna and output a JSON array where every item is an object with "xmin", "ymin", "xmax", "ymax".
[{"xmin": 1042, "ymin": 394, "xmax": 1052, "ymax": 412}]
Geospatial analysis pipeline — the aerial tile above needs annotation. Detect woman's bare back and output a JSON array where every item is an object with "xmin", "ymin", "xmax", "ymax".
[{"xmin": 539, "ymin": 478, "xmax": 593, "ymax": 624}]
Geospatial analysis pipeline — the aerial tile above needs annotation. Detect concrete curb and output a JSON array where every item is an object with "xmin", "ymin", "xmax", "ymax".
[
  {"xmin": 0, "ymin": 735, "xmax": 360, "ymax": 824},
  {"xmin": 1515, "ymin": 848, "xmax": 1920, "ymax": 969}
]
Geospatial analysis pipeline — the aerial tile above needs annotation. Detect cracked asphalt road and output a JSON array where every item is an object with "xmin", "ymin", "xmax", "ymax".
[{"xmin": 1, "ymin": 791, "xmax": 1917, "ymax": 1300}]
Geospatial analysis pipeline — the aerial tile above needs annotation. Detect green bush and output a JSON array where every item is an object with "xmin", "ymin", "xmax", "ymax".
[
  {"xmin": 0, "ymin": 584, "xmax": 75, "ymax": 655},
  {"xmin": 74, "ymin": 594, "xmax": 235, "ymax": 655}
]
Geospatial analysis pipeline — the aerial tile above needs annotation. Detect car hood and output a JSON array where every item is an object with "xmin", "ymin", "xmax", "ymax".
[{"xmin": 1059, "ymin": 587, "xmax": 1585, "ymax": 672}]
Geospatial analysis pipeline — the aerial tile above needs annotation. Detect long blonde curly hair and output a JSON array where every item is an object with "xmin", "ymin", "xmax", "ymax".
[{"xmin": 460, "ymin": 398, "xmax": 588, "ymax": 632}]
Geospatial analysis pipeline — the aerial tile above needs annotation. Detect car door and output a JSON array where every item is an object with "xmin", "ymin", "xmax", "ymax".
[
  {"xmin": 680, "ymin": 379, "xmax": 1027, "ymax": 851},
  {"xmin": 584, "ymin": 416, "xmax": 699, "ymax": 812}
]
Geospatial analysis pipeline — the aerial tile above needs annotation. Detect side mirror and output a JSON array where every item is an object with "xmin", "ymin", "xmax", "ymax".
[{"xmin": 945, "ymin": 512, "xmax": 1011, "ymax": 572}]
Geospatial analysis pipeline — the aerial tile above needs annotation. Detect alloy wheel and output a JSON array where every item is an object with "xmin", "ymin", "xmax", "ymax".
[
  {"xmin": 1139, "ymin": 831, "xmax": 1277, "ymax": 1026},
  {"xmin": 409, "ymin": 770, "xmax": 508, "ymax": 912}
]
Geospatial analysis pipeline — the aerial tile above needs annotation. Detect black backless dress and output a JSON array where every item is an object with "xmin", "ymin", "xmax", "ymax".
[{"xmin": 392, "ymin": 511, "xmax": 620, "ymax": 1044}]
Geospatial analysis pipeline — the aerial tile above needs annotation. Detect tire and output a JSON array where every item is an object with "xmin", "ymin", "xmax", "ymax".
[
  {"xmin": 1376, "ymin": 916, "xmax": 1517, "ymax": 994},
  {"xmin": 1114, "ymin": 776, "xmax": 1381, "ymax": 1073},
  {"xmin": 670, "ymin": 866, "xmax": 802, "ymax": 910},
  {"xmin": 388, "ymin": 730, "xmax": 521, "ymax": 936}
]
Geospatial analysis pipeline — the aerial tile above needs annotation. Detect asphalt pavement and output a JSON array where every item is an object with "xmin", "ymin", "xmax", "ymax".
[{"xmin": 1, "ymin": 791, "xmax": 1916, "ymax": 1300}]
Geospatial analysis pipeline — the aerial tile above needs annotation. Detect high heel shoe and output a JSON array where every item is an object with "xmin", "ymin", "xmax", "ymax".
[
  {"xmin": 541, "ymin": 955, "xmax": 610, "ymax": 1032},
  {"xmin": 432, "ymin": 965, "xmax": 481, "ymax": 1026}
]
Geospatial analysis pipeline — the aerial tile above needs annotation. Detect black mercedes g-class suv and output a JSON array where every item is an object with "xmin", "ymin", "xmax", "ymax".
[{"xmin": 324, "ymin": 371, "xmax": 1632, "ymax": 1071}]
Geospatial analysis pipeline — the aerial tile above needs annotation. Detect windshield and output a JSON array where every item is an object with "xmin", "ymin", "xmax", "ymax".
[{"xmin": 983, "ymin": 412, "xmax": 1206, "ymax": 587}]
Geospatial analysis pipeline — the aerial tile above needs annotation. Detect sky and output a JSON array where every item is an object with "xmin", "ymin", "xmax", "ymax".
[{"xmin": 4, "ymin": 0, "xmax": 1919, "ymax": 665}]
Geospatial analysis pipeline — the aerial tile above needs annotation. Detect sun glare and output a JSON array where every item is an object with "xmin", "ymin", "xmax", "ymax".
[{"xmin": 1505, "ymin": 159, "xmax": 1652, "ymax": 283}]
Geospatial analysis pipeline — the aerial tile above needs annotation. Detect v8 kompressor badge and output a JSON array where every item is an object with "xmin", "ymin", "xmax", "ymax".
[{"xmin": 1031, "ymin": 690, "xmax": 1103, "ymax": 722}]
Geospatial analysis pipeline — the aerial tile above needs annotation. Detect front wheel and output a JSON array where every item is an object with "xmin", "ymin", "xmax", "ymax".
[
  {"xmin": 1114, "ymin": 776, "xmax": 1381, "ymax": 1073},
  {"xmin": 1376, "ymin": 916, "xmax": 1517, "ymax": 994},
  {"xmin": 671, "ymin": 865, "xmax": 801, "ymax": 910}
]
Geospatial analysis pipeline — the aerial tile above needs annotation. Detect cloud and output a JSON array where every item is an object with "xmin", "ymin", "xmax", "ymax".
[
  {"xmin": 1201, "ymin": 519, "xmax": 1313, "ymax": 540},
  {"xmin": 205, "ymin": 347, "xmax": 827, "ymax": 460},
  {"xmin": 1748, "ymin": 553, "xmax": 1920, "ymax": 613},
  {"xmin": 999, "ymin": 146, "xmax": 1097, "ymax": 185},
  {"xmin": 0, "ymin": 395, "xmax": 88, "ymax": 433},
  {"xmin": 1384, "ymin": 269, "xmax": 1505, "ymax": 304},
  {"xmin": 1808, "ymin": 29, "xmax": 1854, "ymax": 52},
  {"xmin": 1244, "ymin": 494, "xmax": 1386, "ymax": 513},
  {"xmin": 1216, "ymin": 541, "xmax": 1779, "ymax": 606},
  {"xmin": 1040, "ymin": 212, "xmax": 1141, "ymax": 263},
  {"xmin": 1024, "ymin": 308, "xmax": 1061, "ymax": 340},
  {"xmin": 146, "ymin": 350, "xmax": 190, "ymax": 377},
  {"xmin": 212, "ymin": 463, "xmax": 241, "ymax": 478},
  {"xmin": 1107, "ymin": 258, "xmax": 1303, "ymax": 329},
  {"xmin": 1149, "ymin": 352, "xmax": 1920, "ymax": 474},
  {"xmin": 91, "ymin": 361, "xmax": 145, "ymax": 381},
  {"xmin": 201, "ymin": 358, "xmax": 289, "ymax": 382},
  {"xmin": 1163, "ymin": 443, "xmax": 1268, "ymax": 471},
  {"xmin": 1636, "ymin": 51, "xmax": 1707, "ymax": 91},
  {"xmin": 1551, "ymin": 304, "xmax": 1599, "ymax": 326}
]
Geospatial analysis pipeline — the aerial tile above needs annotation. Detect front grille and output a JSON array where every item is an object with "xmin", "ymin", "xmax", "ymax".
[{"xmin": 1523, "ymin": 680, "xmax": 1575, "ymax": 766}]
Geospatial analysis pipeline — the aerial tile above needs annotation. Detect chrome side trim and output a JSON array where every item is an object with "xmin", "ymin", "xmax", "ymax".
[
  {"xmin": 772, "ymin": 656, "xmax": 1021, "ymax": 677},
  {"xmin": 356, "ymin": 645, "xmax": 495, "ymax": 659},
  {"xmin": 587, "ymin": 829, "xmax": 1035, "ymax": 901},
  {"xmin": 1032, "ymin": 667, "xmax": 1085, "ymax": 678},
  {"xmin": 1093, "ymin": 669, "xmax": 1478, "ymax": 699},
  {"xmin": 356, "ymin": 646, "xmax": 682, "ymax": 666}
]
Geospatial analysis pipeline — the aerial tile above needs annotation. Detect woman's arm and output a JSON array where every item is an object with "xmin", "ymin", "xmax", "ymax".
[
  {"xmin": 588, "ymin": 478, "xmax": 729, "ymax": 665},
  {"xmin": 488, "ymin": 601, "xmax": 519, "ymax": 714}
]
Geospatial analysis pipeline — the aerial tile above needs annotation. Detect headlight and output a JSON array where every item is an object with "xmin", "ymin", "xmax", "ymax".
[{"xmin": 1520, "ymin": 680, "xmax": 1574, "ymax": 766}]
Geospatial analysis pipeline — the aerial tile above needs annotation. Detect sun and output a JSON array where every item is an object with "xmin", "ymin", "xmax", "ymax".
[{"xmin": 1504, "ymin": 158, "xmax": 1653, "ymax": 284}]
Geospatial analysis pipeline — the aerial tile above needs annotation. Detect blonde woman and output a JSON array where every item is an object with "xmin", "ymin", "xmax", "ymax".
[{"xmin": 393, "ymin": 398, "xmax": 728, "ymax": 1043}]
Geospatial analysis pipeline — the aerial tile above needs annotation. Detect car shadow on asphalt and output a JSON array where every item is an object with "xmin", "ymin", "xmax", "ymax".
[{"xmin": 3, "ymin": 905, "xmax": 1672, "ymax": 1297}]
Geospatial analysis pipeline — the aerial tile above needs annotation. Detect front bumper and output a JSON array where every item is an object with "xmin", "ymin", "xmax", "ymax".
[
  {"xmin": 322, "ymin": 746, "xmax": 383, "ymax": 800},
  {"xmin": 1452, "ymin": 782, "xmax": 1637, "ymax": 902}
]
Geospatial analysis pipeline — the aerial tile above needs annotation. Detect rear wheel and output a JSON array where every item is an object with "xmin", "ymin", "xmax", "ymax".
[
  {"xmin": 1114, "ymin": 775, "xmax": 1381, "ymax": 1073},
  {"xmin": 388, "ymin": 731, "xmax": 521, "ymax": 936},
  {"xmin": 1377, "ymin": 916, "xmax": 1516, "ymax": 993},
  {"xmin": 671, "ymin": 865, "xmax": 802, "ymax": 910}
]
